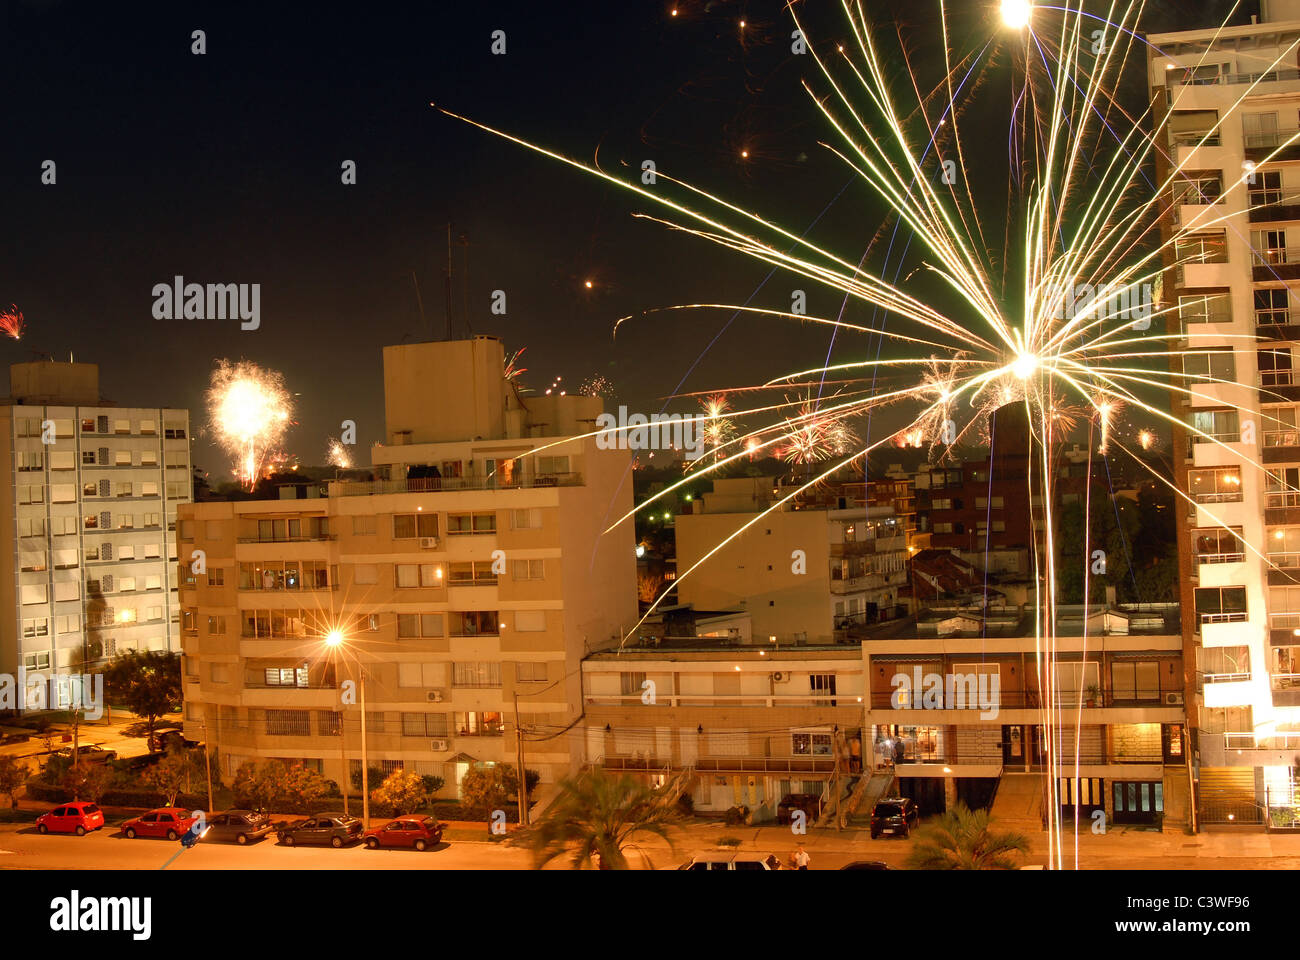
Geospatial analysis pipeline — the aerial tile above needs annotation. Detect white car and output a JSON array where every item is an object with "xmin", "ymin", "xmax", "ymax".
[{"xmin": 679, "ymin": 853, "xmax": 783, "ymax": 870}]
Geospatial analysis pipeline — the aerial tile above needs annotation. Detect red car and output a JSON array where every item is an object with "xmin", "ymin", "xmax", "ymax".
[
  {"xmin": 122, "ymin": 807, "xmax": 199, "ymax": 841},
  {"xmin": 362, "ymin": 815, "xmax": 445, "ymax": 851},
  {"xmin": 36, "ymin": 802, "xmax": 105, "ymax": 836}
]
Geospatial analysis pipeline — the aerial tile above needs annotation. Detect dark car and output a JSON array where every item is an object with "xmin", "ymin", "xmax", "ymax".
[
  {"xmin": 36, "ymin": 802, "xmax": 105, "ymax": 835},
  {"xmin": 776, "ymin": 793, "xmax": 823, "ymax": 826},
  {"xmin": 870, "ymin": 798, "xmax": 919, "ymax": 839},
  {"xmin": 276, "ymin": 813, "xmax": 363, "ymax": 848},
  {"xmin": 147, "ymin": 729, "xmax": 198, "ymax": 753},
  {"xmin": 363, "ymin": 815, "xmax": 445, "ymax": 851},
  {"xmin": 53, "ymin": 744, "xmax": 117, "ymax": 764},
  {"xmin": 202, "ymin": 810, "xmax": 274, "ymax": 845},
  {"xmin": 840, "ymin": 860, "xmax": 891, "ymax": 870}
]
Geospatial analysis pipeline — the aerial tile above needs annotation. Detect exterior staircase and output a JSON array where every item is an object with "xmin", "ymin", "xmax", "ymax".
[{"xmin": 845, "ymin": 770, "xmax": 897, "ymax": 827}]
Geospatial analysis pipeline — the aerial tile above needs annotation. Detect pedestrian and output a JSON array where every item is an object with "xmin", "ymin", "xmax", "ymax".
[{"xmin": 793, "ymin": 843, "xmax": 810, "ymax": 870}]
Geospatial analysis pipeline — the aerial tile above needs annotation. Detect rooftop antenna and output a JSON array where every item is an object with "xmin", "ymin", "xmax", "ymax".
[{"xmin": 409, "ymin": 270, "xmax": 427, "ymax": 331}]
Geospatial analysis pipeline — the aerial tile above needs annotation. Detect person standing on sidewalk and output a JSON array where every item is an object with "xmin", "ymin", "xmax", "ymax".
[{"xmin": 793, "ymin": 843, "xmax": 810, "ymax": 870}]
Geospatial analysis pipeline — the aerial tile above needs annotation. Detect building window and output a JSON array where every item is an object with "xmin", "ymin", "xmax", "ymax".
[
  {"xmin": 396, "ymin": 613, "xmax": 444, "ymax": 638},
  {"xmin": 1194, "ymin": 527, "xmax": 1245, "ymax": 564},
  {"xmin": 1190, "ymin": 409, "xmax": 1239, "ymax": 443},
  {"xmin": 511, "ymin": 559, "xmax": 545, "ymax": 581},
  {"xmin": 511, "ymin": 508, "xmax": 541, "ymax": 529},
  {"xmin": 1194, "ymin": 586, "xmax": 1248, "ymax": 624},
  {"xmin": 449, "ymin": 561, "xmax": 496, "ymax": 585},
  {"xmin": 1184, "ymin": 348, "xmax": 1236, "ymax": 383},
  {"xmin": 452, "ymin": 662, "xmax": 502, "ymax": 688},
  {"xmin": 454, "ymin": 712, "xmax": 504, "ymax": 737},
  {"xmin": 352, "ymin": 515, "xmax": 377, "ymax": 535},
  {"xmin": 516, "ymin": 662, "xmax": 547, "ymax": 683},
  {"xmin": 792, "ymin": 732, "xmax": 833, "ymax": 756},
  {"xmin": 265, "ymin": 710, "xmax": 312, "ymax": 735},
  {"xmin": 449, "ymin": 612, "xmax": 499, "ymax": 636},
  {"xmin": 447, "ymin": 512, "xmax": 496, "ymax": 535},
  {"xmin": 402, "ymin": 713, "xmax": 449, "ymax": 737},
  {"xmin": 395, "ymin": 563, "xmax": 443, "ymax": 588},
  {"xmin": 393, "ymin": 513, "xmax": 439, "ymax": 539},
  {"xmin": 264, "ymin": 667, "xmax": 310, "ymax": 688}
]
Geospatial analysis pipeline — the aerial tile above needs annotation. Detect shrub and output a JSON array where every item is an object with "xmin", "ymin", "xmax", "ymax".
[{"xmin": 369, "ymin": 770, "xmax": 430, "ymax": 817}]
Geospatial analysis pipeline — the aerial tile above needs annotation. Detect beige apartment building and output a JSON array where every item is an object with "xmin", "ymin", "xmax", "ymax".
[
  {"xmin": 178, "ymin": 337, "xmax": 637, "ymax": 796},
  {"xmin": 1, "ymin": 361, "xmax": 191, "ymax": 688},
  {"xmin": 582, "ymin": 643, "xmax": 865, "ymax": 818},
  {"xmin": 674, "ymin": 477, "xmax": 909, "ymax": 641},
  {"xmin": 1151, "ymin": 0, "xmax": 1300, "ymax": 824}
]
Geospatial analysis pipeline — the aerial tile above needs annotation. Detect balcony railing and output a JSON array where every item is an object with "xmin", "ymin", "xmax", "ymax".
[
  {"xmin": 1257, "ymin": 309, "xmax": 1292, "ymax": 327},
  {"xmin": 1172, "ymin": 68, "xmax": 1300, "ymax": 87},
  {"xmin": 1245, "ymin": 127, "xmax": 1300, "ymax": 150},
  {"xmin": 867, "ymin": 689, "xmax": 1174, "ymax": 709},
  {"xmin": 1253, "ymin": 246, "xmax": 1300, "ymax": 268},
  {"xmin": 1170, "ymin": 132, "xmax": 1221, "ymax": 148},
  {"xmin": 1201, "ymin": 611, "xmax": 1249, "ymax": 624},
  {"xmin": 1267, "ymin": 551, "xmax": 1300, "ymax": 568},
  {"xmin": 237, "ymin": 534, "xmax": 336, "ymax": 543},
  {"xmin": 1193, "ymin": 491, "xmax": 1243, "ymax": 504},
  {"xmin": 329, "ymin": 473, "xmax": 583, "ymax": 497},
  {"xmin": 1223, "ymin": 731, "xmax": 1300, "ymax": 750},
  {"xmin": 1198, "ymin": 550, "xmax": 1246, "ymax": 564},
  {"xmin": 1265, "ymin": 432, "xmax": 1300, "ymax": 450}
]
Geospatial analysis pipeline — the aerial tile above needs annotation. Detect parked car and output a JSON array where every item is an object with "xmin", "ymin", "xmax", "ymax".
[
  {"xmin": 53, "ymin": 744, "xmax": 117, "ymax": 764},
  {"xmin": 36, "ymin": 802, "xmax": 105, "ymax": 836},
  {"xmin": 276, "ymin": 813, "xmax": 363, "ymax": 847},
  {"xmin": 201, "ymin": 810, "xmax": 274, "ymax": 845},
  {"xmin": 870, "ymin": 798, "xmax": 919, "ymax": 839},
  {"xmin": 840, "ymin": 860, "xmax": 891, "ymax": 870},
  {"xmin": 363, "ymin": 815, "xmax": 445, "ymax": 851},
  {"xmin": 776, "ymin": 793, "xmax": 823, "ymax": 826},
  {"xmin": 147, "ymin": 729, "xmax": 198, "ymax": 753},
  {"xmin": 122, "ymin": 808, "xmax": 199, "ymax": 841},
  {"xmin": 679, "ymin": 854, "xmax": 783, "ymax": 870}
]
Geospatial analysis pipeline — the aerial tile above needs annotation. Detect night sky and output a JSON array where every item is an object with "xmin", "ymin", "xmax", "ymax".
[{"xmin": 2, "ymin": 0, "xmax": 1254, "ymax": 480}]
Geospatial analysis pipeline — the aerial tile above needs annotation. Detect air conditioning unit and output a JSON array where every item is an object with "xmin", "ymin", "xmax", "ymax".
[
  {"xmin": 430, "ymin": 739, "xmax": 449, "ymax": 751},
  {"xmin": 1165, "ymin": 691, "xmax": 1185, "ymax": 706},
  {"xmin": 420, "ymin": 537, "xmax": 439, "ymax": 549},
  {"xmin": 426, "ymin": 690, "xmax": 444, "ymax": 703},
  {"xmin": 771, "ymin": 671, "xmax": 788, "ymax": 683}
]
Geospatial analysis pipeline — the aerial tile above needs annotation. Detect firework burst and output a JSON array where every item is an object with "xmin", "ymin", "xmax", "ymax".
[
  {"xmin": 326, "ymin": 437, "xmax": 352, "ymax": 469},
  {"xmin": 444, "ymin": 0, "xmax": 1300, "ymax": 866},
  {"xmin": 0, "ymin": 305, "xmax": 25, "ymax": 340},
  {"xmin": 207, "ymin": 360, "xmax": 294, "ymax": 488}
]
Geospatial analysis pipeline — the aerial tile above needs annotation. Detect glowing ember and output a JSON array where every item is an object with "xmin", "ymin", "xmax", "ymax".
[
  {"xmin": 0, "ymin": 305, "xmax": 25, "ymax": 340},
  {"xmin": 207, "ymin": 360, "xmax": 294, "ymax": 488},
  {"xmin": 326, "ymin": 437, "xmax": 352, "ymax": 469}
]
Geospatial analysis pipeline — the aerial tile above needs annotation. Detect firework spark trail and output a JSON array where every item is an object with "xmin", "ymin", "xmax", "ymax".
[
  {"xmin": 326, "ymin": 438, "xmax": 352, "ymax": 470},
  {"xmin": 442, "ymin": 0, "xmax": 1300, "ymax": 864},
  {"xmin": 207, "ymin": 360, "xmax": 294, "ymax": 489},
  {"xmin": 0, "ymin": 305, "xmax": 25, "ymax": 340}
]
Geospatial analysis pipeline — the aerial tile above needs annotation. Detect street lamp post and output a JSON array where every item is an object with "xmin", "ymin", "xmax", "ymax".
[{"xmin": 325, "ymin": 627, "xmax": 369, "ymax": 830}]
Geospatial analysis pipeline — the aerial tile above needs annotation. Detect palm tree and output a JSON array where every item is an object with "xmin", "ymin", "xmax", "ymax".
[
  {"xmin": 904, "ymin": 801, "xmax": 1030, "ymax": 870},
  {"xmin": 517, "ymin": 767, "xmax": 681, "ymax": 869}
]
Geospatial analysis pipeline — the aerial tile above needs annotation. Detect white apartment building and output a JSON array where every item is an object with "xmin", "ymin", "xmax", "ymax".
[
  {"xmin": 1151, "ymin": 0, "xmax": 1300, "ymax": 823},
  {"xmin": 1, "ymin": 361, "xmax": 191, "ymax": 688}
]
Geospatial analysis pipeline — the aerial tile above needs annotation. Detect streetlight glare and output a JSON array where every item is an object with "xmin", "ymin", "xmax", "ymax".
[
  {"xmin": 1001, "ymin": 0, "xmax": 1032, "ymax": 28},
  {"xmin": 325, "ymin": 628, "xmax": 345, "ymax": 648}
]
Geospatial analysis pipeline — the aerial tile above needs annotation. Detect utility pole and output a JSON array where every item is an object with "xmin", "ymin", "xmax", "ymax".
[
  {"xmin": 831, "ymin": 725, "xmax": 842, "ymax": 831},
  {"xmin": 513, "ymin": 692, "xmax": 529, "ymax": 827},
  {"xmin": 444, "ymin": 223, "xmax": 454, "ymax": 341},
  {"xmin": 359, "ymin": 665, "xmax": 370, "ymax": 829},
  {"xmin": 201, "ymin": 719, "xmax": 214, "ymax": 813}
]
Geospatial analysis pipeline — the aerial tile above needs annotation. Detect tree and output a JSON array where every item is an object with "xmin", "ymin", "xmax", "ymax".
[
  {"xmin": 904, "ymin": 802, "xmax": 1029, "ymax": 870},
  {"xmin": 141, "ymin": 747, "xmax": 195, "ymax": 807},
  {"xmin": 0, "ymin": 755, "xmax": 26, "ymax": 808},
  {"xmin": 369, "ymin": 770, "xmax": 429, "ymax": 817},
  {"xmin": 459, "ymin": 763, "xmax": 538, "ymax": 816},
  {"xmin": 100, "ymin": 651, "xmax": 182, "ymax": 743},
  {"xmin": 517, "ymin": 767, "xmax": 680, "ymax": 870},
  {"xmin": 60, "ymin": 762, "xmax": 112, "ymax": 803},
  {"xmin": 232, "ymin": 760, "xmax": 332, "ymax": 813}
]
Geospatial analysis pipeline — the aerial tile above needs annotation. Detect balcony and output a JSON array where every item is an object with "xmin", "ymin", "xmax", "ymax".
[
  {"xmin": 1256, "ymin": 313, "xmax": 1300, "ymax": 341},
  {"xmin": 1171, "ymin": 68, "xmax": 1300, "ymax": 88},
  {"xmin": 237, "ymin": 534, "xmax": 336, "ymax": 544},
  {"xmin": 329, "ymin": 473, "xmax": 583, "ymax": 497},
  {"xmin": 1244, "ymin": 127, "xmax": 1300, "ymax": 163},
  {"xmin": 1252, "ymin": 247, "xmax": 1300, "ymax": 282},
  {"xmin": 1272, "ymin": 673, "xmax": 1300, "ymax": 707}
]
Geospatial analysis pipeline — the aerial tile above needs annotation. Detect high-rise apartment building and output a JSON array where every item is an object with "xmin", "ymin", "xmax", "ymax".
[
  {"xmin": 1151, "ymin": 0, "xmax": 1300, "ymax": 824},
  {"xmin": 177, "ymin": 337, "xmax": 637, "ymax": 795},
  {"xmin": 1, "ymin": 361, "xmax": 192, "ymax": 688}
]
